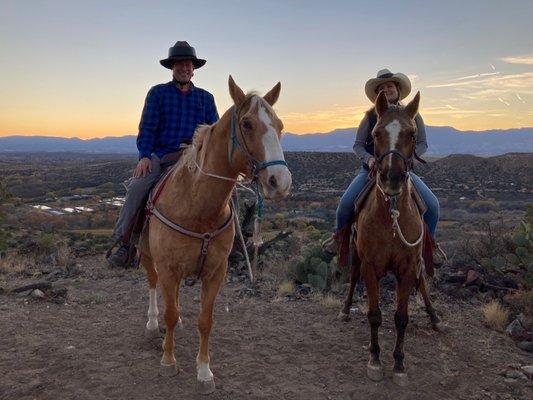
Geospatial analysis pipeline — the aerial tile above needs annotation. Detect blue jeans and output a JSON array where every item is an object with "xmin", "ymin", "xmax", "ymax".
[{"xmin": 336, "ymin": 166, "xmax": 440, "ymax": 237}]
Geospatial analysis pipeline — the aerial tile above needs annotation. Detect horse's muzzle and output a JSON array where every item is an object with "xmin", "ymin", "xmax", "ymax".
[{"xmin": 261, "ymin": 165, "xmax": 292, "ymax": 199}]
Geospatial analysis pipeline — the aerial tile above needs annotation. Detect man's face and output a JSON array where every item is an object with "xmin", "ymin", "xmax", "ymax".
[
  {"xmin": 377, "ymin": 81, "xmax": 399, "ymax": 103},
  {"xmin": 172, "ymin": 60, "xmax": 194, "ymax": 84}
]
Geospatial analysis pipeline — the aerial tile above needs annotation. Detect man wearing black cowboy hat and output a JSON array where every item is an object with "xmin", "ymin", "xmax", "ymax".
[{"xmin": 107, "ymin": 41, "xmax": 219, "ymax": 268}]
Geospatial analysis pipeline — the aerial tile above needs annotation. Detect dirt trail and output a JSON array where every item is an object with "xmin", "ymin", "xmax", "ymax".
[{"xmin": 0, "ymin": 256, "xmax": 531, "ymax": 400}]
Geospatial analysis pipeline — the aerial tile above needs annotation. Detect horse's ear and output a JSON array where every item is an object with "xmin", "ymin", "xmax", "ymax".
[
  {"xmin": 405, "ymin": 91, "xmax": 420, "ymax": 119},
  {"xmin": 263, "ymin": 82, "xmax": 281, "ymax": 106},
  {"xmin": 375, "ymin": 91, "xmax": 389, "ymax": 117},
  {"xmin": 228, "ymin": 75, "xmax": 245, "ymax": 106}
]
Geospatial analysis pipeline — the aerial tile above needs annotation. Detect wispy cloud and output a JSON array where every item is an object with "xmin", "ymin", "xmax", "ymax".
[
  {"xmin": 426, "ymin": 72, "xmax": 533, "ymax": 102},
  {"xmin": 453, "ymin": 72, "xmax": 500, "ymax": 81},
  {"xmin": 498, "ymin": 97, "xmax": 511, "ymax": 106},
  {"xmin": 500, "ymin": 54, "xmax": 533, "ymax": 65},
  {"xmin": 516, "ymin": 93, "xmax": 526, "ymax": 103}
]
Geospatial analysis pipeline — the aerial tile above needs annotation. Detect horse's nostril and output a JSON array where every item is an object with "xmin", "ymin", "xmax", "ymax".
[{"xmin": 268, "ymin": 175, "xmax": 278, "ymax": 189}]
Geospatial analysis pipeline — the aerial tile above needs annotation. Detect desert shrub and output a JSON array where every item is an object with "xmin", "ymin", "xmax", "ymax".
[
  {"xmin": 311, "ymin": 292, "xmax": 343, "ymax": 308},
  {"xmin": 277, "ymin": 280, "xmax": 294, "ymax": 297},
  {"xmin": 469, "ymin": 200, "xmax": 499, "ymax": 213},
  {"xmin": 287, "ymin": 244, "xmax": 346, "ymax": 291},
  {"xmin": 482, "ymin": 300, "xmax": 509, "ymax": 331}
]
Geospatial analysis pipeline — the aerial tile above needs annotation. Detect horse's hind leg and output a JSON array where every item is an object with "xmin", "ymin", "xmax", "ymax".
[
  {"xmin": 419, "ymin": 274, "xmax": 442, "ymax": 330},
  {"xmin": 196, "ymin": 264, "xmax": 225, "ymax": 394},
  {"xmin": 392, "ymin": 274, "xmax": 414, "ymax": 386},
  {"xmin": 339, "ymin": 256, "xmax": 361, "ymax": 321},
  {"xmin": 362, "ymin": 264, "xmax": 383, "ymax": 381},
  {"xmin": 140, "ymin": 252, "xmax": 159, "ymax": 334}
]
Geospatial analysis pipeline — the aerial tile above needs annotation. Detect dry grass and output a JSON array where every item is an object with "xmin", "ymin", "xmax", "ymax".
[
  {"xmin": 312, "ymin": 292, "xmax": 343, "ymax": 309},
  {"xmin": 277, "ymin": 280, "xmax": 294, "ymax": 297},
  {"xmin": 54, "ymin": 243, "xmax": 71, "ymax": 267},
  {"xmin": 0, "ymin": 253, "xmax": 32, "ymax": 275},
  {"xmin": 482, "ymin": 300, "xmax": 510, "ymax": 331}
]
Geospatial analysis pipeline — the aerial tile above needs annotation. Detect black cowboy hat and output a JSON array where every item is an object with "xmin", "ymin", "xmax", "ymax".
[{"xmin": 160, "ymin": 41, "xmax": 206, "ymax": 69}]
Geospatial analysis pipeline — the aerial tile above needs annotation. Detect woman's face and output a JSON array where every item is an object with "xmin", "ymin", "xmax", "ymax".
[{"xmin": 377, "ymin": 81, "xmax": 399, "ymax": 103}]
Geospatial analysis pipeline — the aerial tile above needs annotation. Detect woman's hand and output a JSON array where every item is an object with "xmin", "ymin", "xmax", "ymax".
[
  {"xmin": 368, "ymin": 157, "xmax": 376, "ymax": 170},
  {"xmin": 133, "ymin": 157, "xmax": 152, "ymax": 178}
]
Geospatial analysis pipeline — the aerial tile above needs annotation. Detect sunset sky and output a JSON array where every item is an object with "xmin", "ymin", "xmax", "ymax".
[{"xmin": 1, "ymin": 0, "xmax": 532, "ymax": 138}]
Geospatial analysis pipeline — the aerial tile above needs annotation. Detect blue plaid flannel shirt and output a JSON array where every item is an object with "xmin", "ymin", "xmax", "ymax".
[{"xmin": 136, "ymin": 81, "xmax": 219, "ymax": 159}]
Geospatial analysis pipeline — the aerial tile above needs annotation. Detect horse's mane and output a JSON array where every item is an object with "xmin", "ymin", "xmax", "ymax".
[
  {"xmin": 172, "ymin": 91, "xmax": 266, "ymax": 174},
  {"xmin": 173, "ymin": 124, "xmax": 212, "ymax": 173}
]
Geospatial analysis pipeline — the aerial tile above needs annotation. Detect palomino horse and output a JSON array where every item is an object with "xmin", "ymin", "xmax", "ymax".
[
  {"xmin": 340, "ymin": 91, "xmax": 440, "ymax": 386},
  {"xmin": 138, "ymin": 76, "xmax": 291, "ymax": 393}
]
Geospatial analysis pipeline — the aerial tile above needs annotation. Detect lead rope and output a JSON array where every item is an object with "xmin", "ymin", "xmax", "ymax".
[
  {"xmin": 231, "ymin": 190, "xmax": 255, "ymax": 283},
  {"xmin": 388, "ymin": 195, "xmax": 424, "ymax": 247}
]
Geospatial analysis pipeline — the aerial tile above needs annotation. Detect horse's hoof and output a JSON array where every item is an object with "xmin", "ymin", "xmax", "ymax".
[
  {"xmin": 159, "ymin": 362, "xmax": 178, "ymax": 377},
  {"xmin": 366, "ymin": 361, "xmax": 383, "ymax": 382},
  {"xmin": 196, "ymin": 378, "xmax": 216, "ymax": 395},
  {"xmin": 177, "ymin": 317, "xmax": 183, "ymax": 329},
  {"xmin": 393, "ymin": 371, "xmax": 408, "ymax": 386},
  {"xmin": 145, "ymin": 327, "xmax": 161, "ymax": 339},
  {"xmin": 338, "ymin": 311, "xmax": 351, "ymax": 322}
]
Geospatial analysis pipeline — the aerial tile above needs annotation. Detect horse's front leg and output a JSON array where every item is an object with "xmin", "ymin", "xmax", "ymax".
[
  {"xmin": 362, "ymin": 263, "xmax": 383, "ymax": 381},
  {"xmin": 196, "ymin": 263, "xmax": 225, "ymax": 394},
  {"xmin": 158, "ymin": 266, "xmax": 182, "ymax": 376},
  {"xmin": 418, "ymin": 273, "xmax": 442, "ymax": 330},
  {"xmin": 392, "ymin": 272, "xmax": 415, "ymax": 386},
  {"xmin": 339, "ymin": 257, "xmax": 360, "ymax": 321}
]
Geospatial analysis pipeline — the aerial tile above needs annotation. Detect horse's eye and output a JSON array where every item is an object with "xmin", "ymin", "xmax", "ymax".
[{"xmin": 241, "ymin": 120, "xmax": 253, "ymax": 131}]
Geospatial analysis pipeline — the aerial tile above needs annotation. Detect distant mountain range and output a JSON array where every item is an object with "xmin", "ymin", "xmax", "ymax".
[{"xmin": 1, "ymin": 126, "xmax": 532, "ymax": 156}]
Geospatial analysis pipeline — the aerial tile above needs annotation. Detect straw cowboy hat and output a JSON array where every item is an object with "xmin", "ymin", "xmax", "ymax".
[
  {"xmin": 160, "ymin": 41, "xmax": 206, "ymax": 69},
  {"xmin": 365, "ymin": 69, "xmax": 412, "ymax": 102}
]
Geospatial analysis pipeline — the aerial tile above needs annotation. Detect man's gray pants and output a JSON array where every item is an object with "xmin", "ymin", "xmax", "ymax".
[{"xmin": 113, "ymin": 155, "xmax": 163, "ymax": 240}]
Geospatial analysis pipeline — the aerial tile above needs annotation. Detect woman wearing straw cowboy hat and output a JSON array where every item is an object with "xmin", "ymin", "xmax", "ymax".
[
  {"xmin": 323, "ymin": 69, "xmax": 442, "ymax": 260},
  {"xmin": 107, "ymin": 41, "xmax": 219, "ymax": 268}
]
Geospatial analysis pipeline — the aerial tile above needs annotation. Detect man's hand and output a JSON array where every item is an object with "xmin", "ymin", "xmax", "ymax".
[
  {"xmin": 367, "ymin": 157, "xmax": 376, "ymax": 170},
  {"xmin": 133, "ymin": 157, "xmax": 152, "ymax": 178}
]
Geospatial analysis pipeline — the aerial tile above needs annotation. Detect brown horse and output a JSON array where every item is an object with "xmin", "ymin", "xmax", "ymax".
[
  {"xmin": 340, "ymin": 91, "xmax": 441, "ymax": 386},
  {"xmin": 138, "ymin": 76, "xmax": 291, "ymax": 393}
]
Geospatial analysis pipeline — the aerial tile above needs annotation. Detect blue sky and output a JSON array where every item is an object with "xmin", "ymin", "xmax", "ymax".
[{"xmin": 1, "ymin": 0, "xmax": 532, "ymax": 137}]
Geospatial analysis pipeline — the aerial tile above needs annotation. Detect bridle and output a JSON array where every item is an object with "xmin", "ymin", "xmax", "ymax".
[
  {"xmin": 373, "ymin": 124, "xmax": 427, "ymax": 248},
  {"xmin": 228, "ymin": 102, "xmax": 288, "ymax": 178}
]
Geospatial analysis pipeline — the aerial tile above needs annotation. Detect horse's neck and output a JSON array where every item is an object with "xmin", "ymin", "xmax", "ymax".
[
  {"xmin": 158, "ymin": 115, "xmax": 238, "ymax": 226},
  {"xmin": 372, "ymin": 181, "xmax": 416, "ymax": 216}
]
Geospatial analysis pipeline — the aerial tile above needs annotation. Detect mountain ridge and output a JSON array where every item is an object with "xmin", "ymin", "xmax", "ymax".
[{"xmin": 1, "ymin": 126, "xmax": 532, "ymax": 156}]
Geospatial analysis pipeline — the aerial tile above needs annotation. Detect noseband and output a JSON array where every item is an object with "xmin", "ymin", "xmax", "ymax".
[{"xmin": 228, "ymin": 105, "xmax": 288, "ymax": 178}]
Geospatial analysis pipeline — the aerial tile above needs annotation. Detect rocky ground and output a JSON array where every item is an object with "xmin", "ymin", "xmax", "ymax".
[{"xmin": 0, "ymin": 255, "xmax": 531, "ymax": 400}]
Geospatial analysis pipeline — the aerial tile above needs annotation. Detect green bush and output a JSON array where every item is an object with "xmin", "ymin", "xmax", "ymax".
[{"xmin": 287, "ymin": 244, "xmax": 341, "ymax": 291}]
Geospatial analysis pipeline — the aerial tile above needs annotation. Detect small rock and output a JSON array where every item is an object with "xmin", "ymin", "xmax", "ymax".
[
  {"xmin": 521, "ymin": 365, "xmax": 533, "ymax": 378},
  {"xmin": 464, "ymin": 269, "xmax": 480, "ymax": 286},
  {"xmin": 506, "ymin": 319, "xmax": 528, "ymax": 341},
  {"xmin": 517, "ymin": 341, "xmax": 533, "ymax": 353},
  {"xmin": 30, "ymin": 289, "xmax": 45, "ymax": 299},
  {"xmin": 503, "ymin": 370, "xmax": 525, "ymax": 380}
]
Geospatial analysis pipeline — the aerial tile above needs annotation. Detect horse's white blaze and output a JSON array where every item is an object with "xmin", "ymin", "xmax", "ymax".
[
  {"xmin": 146, "ymin": 288, "xmax": 159, "ymax": 331},
  {"xmin": 197, "ymin": 362, "xmax": 213, "ymax": 382},
  {"xmin": 258, "ymin": 100, "xmax": 291, "ymax": 195},
  {"xmin": 385, "ymin": 119, "xmax": 402, "ymax": 167}
]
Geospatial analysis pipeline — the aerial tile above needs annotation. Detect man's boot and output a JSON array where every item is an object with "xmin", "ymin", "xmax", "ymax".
[{"xmin": 107, "ymin": 243, "xmax": 131, "ymax": 268}]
